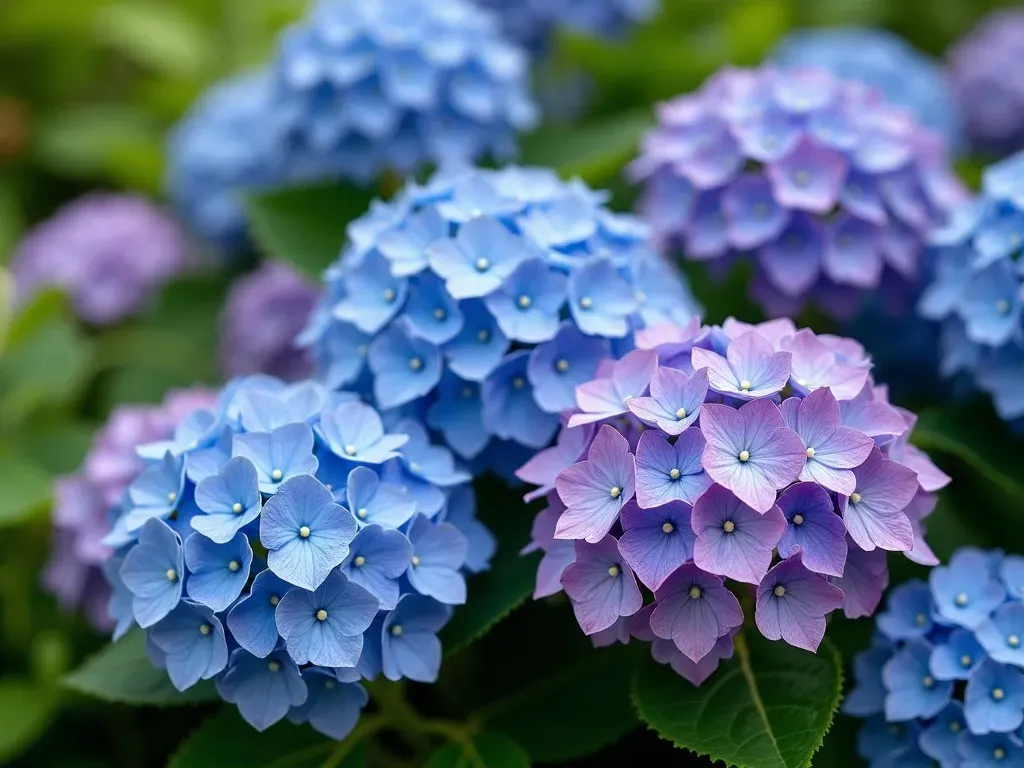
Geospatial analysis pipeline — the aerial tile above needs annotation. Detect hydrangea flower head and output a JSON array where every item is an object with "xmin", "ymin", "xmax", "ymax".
[
  {"xmin": 11, "ymin": 194, "xmax": 186, "ymax": 325},
  {"xmin": 45, "ymin": 388, "xmax": 216, "ymax": 630},
  {"xmin": 949, "ymin": 10, "xmax": 1024, "ymax": 156},
  {"xmin": 848, "ymin": 547, "xmax": 1024, "ymax": 767},
  {"xmin": 772, "ymin": 27, "xmax": 961, "ymax": 151},
  {"xmin": 303, "ymin": 165, "xmax": 699, "ymax": 477},
  {"xmin": 918, "ymin": 150, "xmax": 1024, "ymax": 424},
  {"xmin": 630, "ymin": 66, "xmax": 965, "ymax": 318},
  {"xmin": 101, "ymin": 375, "xmax": 493, "ymax": 734},
  {"xmin": 269, "ymin": 0, "xmax": 537, "ymax": 184},
  {"xmin": 220, "ymin": 261, "xmax": 320, "ymax": 382},
  {"xmin": 476, "ymin": 0, "xmax": 660, "ymax": 52},
  {"xmin": 519, "ymin": 317, "xmax": 947, "ymax": 685}
]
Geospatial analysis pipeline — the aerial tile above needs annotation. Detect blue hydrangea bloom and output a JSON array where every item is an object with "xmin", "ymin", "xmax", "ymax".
[
  {"xmin": 772, "ymin": 27, "xmax": 962, "ymax": 152},
  {"xmin": 918, "ymin": 151, "xmax": 1024, "ymax": 425},
  {"xmin": 632, "ymin": 66, "xmax": 965, "ymax": 320},
  {"xmin": 100, "ymin": 374, "xmax": 494, "ymax": 735},
  {"xmin": 303, "ymin": 166, "xmax": 700, "ymax": 476},
  {"xmin": 848, "ymin": 547, "xmax": 1024, "ymax": 766}
]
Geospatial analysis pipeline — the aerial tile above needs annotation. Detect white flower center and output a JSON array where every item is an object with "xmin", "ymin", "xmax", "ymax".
[
  {"xmin": 512, "ymin": 377, "xmax": 525, "ymax": 390},
  {"xmin": 774, "ymin": 586, "xmax": 786, "ymax": 597},
  {"xmin": 517, "ymin": 295, "xmax": 532, "ymax": 309},
  {"xmin": 228, "ymin": 560, "xmax": 240, "ymax": 572},
  {"xmin": 383, "ymin": 289, "xmax": 396, "ymax": 303},
  {"xmin": 961, "ymin": 654, "xmax": 972, "ymax": 668},
  {"xmin": 477, "ymin": 329, "xmax": 490, "ymax": 343},
  {"xmin": 199, "ymin": 624, "xmax": 211, "ymax": 636},
  {"xmin": 411, "ymin": 555, "xmax": 420, "ymax": 567},
  {"xmin": 578, "ymin": 297, "xmax": 593, "ymax": 310},
  {"xmin": 669, "ymin": 468, "xmax": 680, "ymax": 480},
  {"xmin": 165, "ymin": 569, "xmax": 178, "ymax": 582},
  {"xmin": 607, "ymin": 565, "xmax": 619, "ymax": 577},
  {"xmin": 723, "ymin": 520, "xmax": 736, "ymax": 533},
  {"xmin": 689, "ymin": 586, "xmax": 701, "ymax": 599},
  {"xmin": 357, "ymin": 508, "xmax": 368, "ymax": 519},
  {"xmin": 675, "ymin": 407, "xmax": 687, "ymax": 419},
  {"xmin": 299, "ymin": 526, "xmax": 311, "ymax": 538},
  {"xmin": 167, "ymin": 491, "xmax": 177, "ymax": 502},
  {"xmin": 391, "ymin": 624, "xmax": 403, "ymax": 637},
  {"xmin": 354, "ymin": 556, "xmax": 366, "ymax": 567},
  {"xmin": 232, "ymin": 502, "xmax": 243, "ymax": 513},
  {"xmin": 662, "ymin": 522, "xmax": 674, "ymax": 533},
  {"xmin": 268, "ymin": 660, "xmax": 281, "ymax": 672},
  {"xmin": 345, "ymin": 444, "xmax": 358, "ymax": 456},
  {"xmin": 921, "ymin": 675, "xmax": 934, "ymax": 688},
  {"xmin": 475, "ymin": 257, "xmax": 490, "ymax": 272},
  {"xmin": 409, "ymin": 356, "xmax": 423, "ymax": 371},
  {"xmin": 993, "ymin": 687, "xmax": 1005, "ymax": 701},
  {"xmin": 609, "ymin": 486, "xmax": 621, "ymax": 499},
  {"xmin": 793, "ymin": 514, "xmax": 804, "ymax": 526},
  {"xmin": 316, "ymin": 609, "xmax": 328, "ymax": 621},
  {"xmin": 806, "ymin": 447, "xmax": 816, "ymax": 458},
  {"xmin": 850, "ymin": 492, "xmax": 861, "ymax": 504},
  {"xmin": 739, "ymin": 380, "xmax": 752, "ymax": 392},
  {"xmin": 738, "ymin": 450, "xmax": 750, "ymax": 462},
  {"xmin": 271, "ymin": 468, "xmax": 283, "ymax": 481},
  {"xmin": 433, "ymin": 308, "xmax": 446, "ymax": 321},
  {"xmin": 556, "ymin": 359, "xmax": 569, "ymax": 373},
  {"xmin": 955, "ymin": 593, "xmax": 969, "ymax": 607}
]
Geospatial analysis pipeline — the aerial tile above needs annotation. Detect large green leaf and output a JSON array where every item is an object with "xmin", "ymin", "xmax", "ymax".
[
  {"xmin": 911, "ymin": 404, "xmax": 1024, "ymax": 504},
  {"xmin": 245, "ymin": 183, "xmax": 375, "ymax": 280},
  {"xmin": 632, "ymin": 633, "xmax": 843, "ymax": 768},
  {"xmin": 0, "ymin": 455, "xmax": 51, "ymax": 527},
  {"xmin": 93, "ymin": 1, "xmax": 215, "ymax": 76},
  {"xmin": 476, "ymin": 642, "xmax": 641, "ymax": 762},
  {"xmin": 440, "ymin": 483, "xmax": 538, "ymax": 655},
  {"xmin": 64, "ymin": 630, "xmax": 217, "ymax": 706},
  {"xmin": 426, "ymin": 733, "xmax": 530, "ymax": 768},
  {"xmin": 168, "ymin": 708, "xmax": 367, "ymax": 768},
  {"xmin": 0, "ymin": 680, "xmax": 59, "ymax": 763}
]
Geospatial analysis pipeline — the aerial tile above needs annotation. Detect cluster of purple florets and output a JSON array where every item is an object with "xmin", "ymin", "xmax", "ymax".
[
  {"xmin": 849, "ymin": 548, "xmax": 1024, "ymax": 767},
  {"xmin": 101, "ymin": 374, "xmax": 494, "ymax": 734},
  {"xmin": 518, "ymin": 317, "xmax": 948, "ymax": 685},
  {"xmin": 301, "ymin": 165, "xmax": 699, "ymax": 479},
  {"xmin": 630, "ymin": 66, "xmax": 965, "ymax": 319},
  {"xmin": 918, "ymin": 150, "xmax": 1024, "ymax": 424}
]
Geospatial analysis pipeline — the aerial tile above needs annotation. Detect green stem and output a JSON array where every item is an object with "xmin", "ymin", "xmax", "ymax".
[
  {"xmin": 365, "ymin": 681, "xmax": 479, "ymax": 761},
  {"xmin": 318, "ymin": 717, "xmax": 385, "ymax": 768}
]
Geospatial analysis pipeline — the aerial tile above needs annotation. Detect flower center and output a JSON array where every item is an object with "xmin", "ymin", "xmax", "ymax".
[
  {"xmin": 475, "ymin": 257, "xmax": 490, "ymax": 272},
  {"xmin": 433, "ymin": 308, "xmax": 446, "ymax": 321},
  {"xmin": 610, "ymin": 486, "xmax": 621, "ymax": 499},
  {"xmin": 556, "ymin": 358, "xmax": 569, "ymax": 373},
  {"xmin": 299, "ymin": 526, "xmax": 311, "ymax": 538},
  {"xmin": 993, "ymin": 687, "xmax": 1005, "ymax": 701},
  {"xmin": 271, "ymin": 468, "xmax": 283, "ymax": 481},
  {"xmin": 723, "ymin": 520, "xmax": 736, "ymax": 533},
  {"xmin": 409, "ymin": 356, "xmax": 423, "ymax": 371},
  {"xmin": 270, "ymin": 595, "xmax": 280, "ymax": 606},
  {"xmin": 199, "ymin": 624, "xmax": 211, "ymax": 636},
  {"xmin": 391, "ymin": 624, "xmax": 403, "ymax": 637},
  {"xmin": 461, "ymin": 386, "xmax": 474, "ymax": 398},
  {"xmin": 357, "ymin": 508, "xmax": 368, "ymax": 519},
  {"xmin": 477, "ymin": 329, "xmax": 490, "ymax": 343},
  {"xmin": 921, "ymin": 675, "xmax": 934, "ymax": 688},
  {"xmin": 773, "ymin": 585, "xmax": 786, "ymax": 597},
  {"xmin": 675, "ymin": 407, "xmax": 687, "ymax": 419},
  {"xmin": 325, "ymin": 680, "xmax": 336, "ymax": 690},
  {"xmin": 738, "ymin": 450, "xmax": 750, "ymax": 462},
  {"xmin": 578, "ymin": 296, "xmax": 593, "ymax": 310},
  {"xmin": 228, "ymin": 560, "xmax": 240, "ymax": 572},
  {"xmin": 689, "ymin": 586, "xmax": 701, "ymax": 599},
  {"xmin": 1009, "ymin": 634, "xmax": 1021, "ymax": 648},
  {"xmin": 354, "ymin": 556, "xmax": 366, "ymax": 567},
  {"xmin": 411, "ymin": 555, "xmax": 420, "ymax": 567},
  {"xmin": 512, "ymin": 377, "xmax": 525, "ymax": 390},
  {"xmin": 383, "ymin": 289, "xmax": 396, "ymax": 303},
  {"xmin": 796, "ymin": 377, "xmax": 807, "ymax": 387},
  {"xmin": 607, "ymin": 565, "xmax": 619, "ymax": 577},
  {"xmin": 165, "ymin": 569, "xmax": 178, "ymax": 582},
  {"xmin": 961, "ymin": 654, "xmax": 973, "ymax": 668},
  {"xmin": 316, "ymin": 609, "xmax": 328, "ymax": 621},
  {"xmin": 792, "ymin": 514, "xmax": 804, "ymax": 526},
  {"xmin": 915, "ymin": 613, "xmax": 927, "ymax": 626},
  {"xmin": 739, "ymin": 380, "xmax": 751, "ymax": 392},
  {"xmin": 850, "ymin": 492, "xmax": 861, "ymax": 504},
  {"xmin": 268, "ymin": 660, "xmax": 281, "ymax": 672},
  {"xmin": 232, "ymin": 502, "xmax": 243, "ymax": 513},
  {"xmin": 517, "ymin": 295, "xmax": 532, "ymax": 309},
  {"xmin": 793, "ymin": 169, "xmax": 811, "ymax": 187},
  {"xmin": 167, "ymin": 491, "xmax": 177, "ymax": 502},
  {"xmin": 669, "ymin": 468, "xmax": 681, "ymax": 480},
  {"xmin": 995, "ymin": 747, "xmax": 1006, "ymax": 760},
  {"xmin": 955, "ymin": 593, "xmax": 969, "ymax": 607},
  {"xmin": 805, "ymin": 447, "xmax": 815, "ymax": 458},
  {"xmin": 950, "ymin": 721, "xmax": 961, "ymax": 733},
  {"xmin": 996, "ymin": 299, "xmax": 1011, "ymax": 315},
  {"xmin": 662, "ymin": 522, "xmax": 674, "ymax": 533}
]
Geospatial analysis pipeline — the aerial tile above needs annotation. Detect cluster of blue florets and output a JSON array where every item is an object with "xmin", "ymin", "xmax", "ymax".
[
  {"xmin": 849, "ymin": 548, "xmax": 1024, "ymax": 767},
  {"xmin": 299, "ymin": 165, "xmax": 700, "ymax": 478},
  {"xmin": 102, "ymin": 374, "xmax": 493, "ymax": 735},
  {"xmin": 918, "ymin": 150, "xmax": 1024, "ymax": 424}
]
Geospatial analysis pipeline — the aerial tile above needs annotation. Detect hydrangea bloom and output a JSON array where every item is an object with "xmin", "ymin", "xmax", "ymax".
[
  {"xmin": 519, "ymin": 317, "xmax": 948, "ymax": 685},
  {"xmin": 917, "ymin": 151, "xmax": 1024, "ymax": 423},
  {"xmin": 269, "ymin": 0, "xmax": 537, "ymax": 185},
  {"xmin": 630, "ymin": 66, "xmax": 965, "ymax": 319},
  {"xmin": 302, "ymin": 165, "xmax": 699, "ymax": 477},
  {"xmin": 772, "ymin": 27, "xmax": 961, "ymax": 152},
  {"xmin": 220, "ymin": 262, "xmax": 320, "ymax": 382},
  {"xmin": 476, "ymin": 0, "xmax": 659, "ymax": 52},
  {"xmin": 949, "ymin": 10, "xmax": 1024, "ymax": 156},
  {"xmin": 45, "ymin": 389, "xmax": 216, "ymax": 630},
  {"xmin": 101, "ymin": 375, "xmax": 494, "ymax": 734},
  {"xmin": 166, "ymin": 72, "xmax": 282, "ymax": 256},
  {"xmin": 11, "ymin": 194, "xmax": 186, "ymax": 325},
  {"xmin": 848, "ymin": 548, "xmax": 1024, "ymax": 767}
]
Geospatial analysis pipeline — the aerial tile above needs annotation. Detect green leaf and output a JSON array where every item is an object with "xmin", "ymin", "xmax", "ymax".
[
  {"xmin": 12, "ymin": 420, "xmax": 95, "ymax": 474},
  {"xmin": 64, "ymin": 630, "xmax": 217, "ymax": 706},
  {"xmin": 0, "ymin": 455, "xmax": 51, "ymax": 527},
  {"xmin": 911, "ymin": 404, "xmax": 1024, "ymax": 504},
  {"xmin": 0, "ymin": 680, "xmax": 59, "ymax": 763},
  {"xmin": 440, "ymin": 482, "xmax": 538, "ymax": 655},
  {"xmin": 168, "ymin": 707, "xmax": 367, "ymax": 768},
  {"xmin": 93, "ymin": 1, "xmax": 215, "ymax": 77},
  {"xmin": 426, "ymin": 733, "xmax": 530, "ymax": 768},
  {"xmin": 245, "ymin": 183, "xmax": 375, "ymax": 279},
  {"xmin": 476, "ymin": 642, "xmax": 641, "ymax": 762},
  {"xmin": 632, "ymin": 633, "xmax": 843, "ymax": 768}
]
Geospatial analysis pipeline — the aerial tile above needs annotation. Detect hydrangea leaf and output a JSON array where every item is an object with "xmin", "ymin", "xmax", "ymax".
[
  {"xmin": 910, "ymin": 404, "xmax": 1024, "ymax": 504},
  {"xmin": 425, "ymin": 732, "xmax": 530, "ymax": 768},
  {"xmin": 0, "ymin": 680, "xmax": 58, "ymax": 764},
  {"xmin": 632, "ymin": 632, "xmax": 842, "ymax": 768},
  {"xmin": 440, "ymin": 483, "xmax": 538, "ymax": 655},
  {"xmin": 168, "ymin": 707, "xmax": 366, "ymax": 768},
  {"xmin": 63, "ymin": 630, "xmax": 217, "ymax": 706},
  {"xmin": 0, "ymin": 318, "xmax": 93, "ymax": 421},
  {"xmin": 244, "ymin": 183, "xmax": 375, "ymax": 280},
  {"xmin": 0, "ymin": 455, "xmax": 51, "ymax": 527}
]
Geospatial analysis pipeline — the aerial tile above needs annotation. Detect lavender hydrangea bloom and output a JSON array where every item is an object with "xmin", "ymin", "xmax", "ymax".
[
  {"xmin": 850, "ymin": 547, "xmax": 1024, "ymax": 766},
  {"xmin": 220, "ymin": 262, "xmax": 320, "ymax": 381},
  {"xmin": 949, "ymin": 11, "xmax": 1024, "ymax": 156},
  {"xmin": 98, "ymin": 374, "xmax": 492, "ymax": 735},
  {"xmin": 11, "ymin": 193, "xmax": 186, "ymax": 325},
  {"xmin": 521, "ymin": 317, "xmax": 947, "ymax": 685},
  {"xmin": 917, "ymin": 151, "xmax": 1024, "ymax": 424},
  {"xmin": 631, "ymin": 66, "xmax": 964, "ymax": 318},
  {"xmin": 303, "ymin": 166, "xmax": 699, "ymax": 477}
]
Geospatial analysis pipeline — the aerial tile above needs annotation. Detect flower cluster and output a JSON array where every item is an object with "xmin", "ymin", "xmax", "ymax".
[
  {"xmin": 917, "ymin": 150, "xmax": 1024, "ymax": 423},
  {"xmin": 101, "ymin": 375, "xmax": 494, "ymax": 735},
  {"xmin": 301, "ymin": 165, "xmax": 700, "ymax": 478},
  {"xmin": 220, "ymin": 262, "xmax": 320, "ymax": 382},
  {"xmin": 476, "ymin": 0, "xmax": 659, "ymax": 52},
  {"xmin": 848, "ymin": 548, "xmax": 1024, "ymax": 767},
  {"xmin": 46, "ymin": 389, "xmax": 216, "ymax": 630},
  {"xmin": 949, "ymin": 9, "xmax": 1024, "ymax": 156},
  {"xmin": 11, "ymin": 194, "xmax": 186, "ymax": 325},
  {"xmin": 630, "ymin": 66, "xmax": 965, "ymax": 319},
  {"xmin": 772, "ymin": 27, "xmax": 961, "ymax": 152},
  {"xmin": 518, "ymin": 317, "xmax": 948, "ymax": 685}
]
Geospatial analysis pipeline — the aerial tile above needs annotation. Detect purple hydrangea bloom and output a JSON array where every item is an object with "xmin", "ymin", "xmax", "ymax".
[
  {"xmin": 949, "ymin": 11, "xmax": 1024, "ymax": 156},
  {"xmin": 98, "ymin": 374, "xmax": 493, "ymax": 735},
  {"xmin": 220, "ymin": 262, "xmax": 320, "ymax": 382},
  {"xmin": 303, "ymin": 166, "xmax": 699, "ymax": 477},
  {"xmin": 11, "ymin": 193, "xmax": 186, "ymax": 325},
  {"xmin": 520, "ymin": 317, "xmax": 947, "ymax": 685},
  {"xmin": 631, "ymin": 66, "xmax": 965, "ymax": 317}
]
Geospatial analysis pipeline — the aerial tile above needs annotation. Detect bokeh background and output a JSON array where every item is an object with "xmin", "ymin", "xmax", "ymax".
[{"xmin": 1, "ymin": 0, "xmax": 1023, "ymax": 765}]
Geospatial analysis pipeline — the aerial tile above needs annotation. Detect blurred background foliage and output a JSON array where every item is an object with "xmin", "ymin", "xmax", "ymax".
[{"xmin": 1, "ymin": 0, "xmax": 1023, "ymax": 765}]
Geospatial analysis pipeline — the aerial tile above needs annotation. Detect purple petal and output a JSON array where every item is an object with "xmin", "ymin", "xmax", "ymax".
[{"xmin": 691, "ymin": 484, "xmax": 787, "ymax": 584}]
